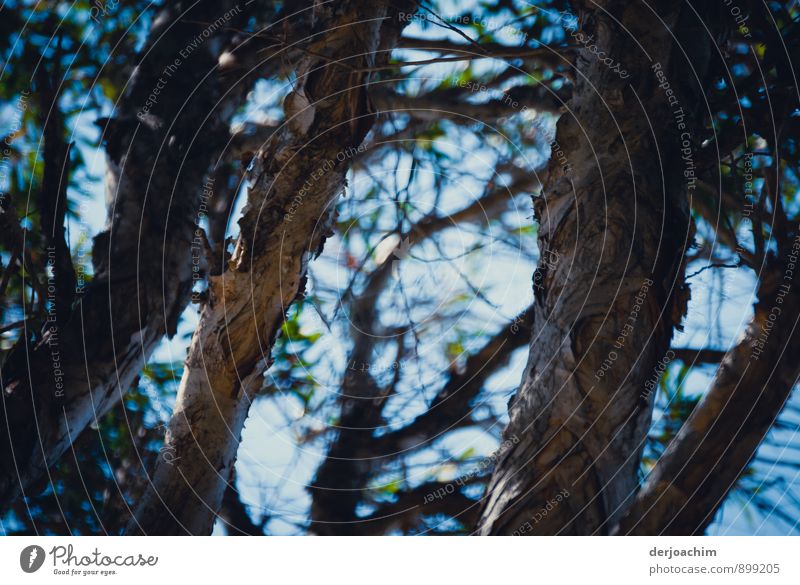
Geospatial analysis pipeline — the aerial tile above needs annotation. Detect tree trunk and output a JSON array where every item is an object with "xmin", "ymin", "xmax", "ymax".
[
  {"xmin": 127, "ymin": 1, "xmax": 415, "ymax": 535},
  {"xmin": 479, "ymin": 1, "xmax": 705, "ymax": 535},
  {"xmin": 0, "ymin": 0, "xmax": 260, "ymax": 509}
]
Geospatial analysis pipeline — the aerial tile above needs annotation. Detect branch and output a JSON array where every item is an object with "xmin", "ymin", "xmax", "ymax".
[
  {"xmin": 128, "ymin": 0, "xmax": 417, "ymax": 535},
  {"xmin": 309, "ymin": 174, "xmax": 536, "ymax": 534},
  {"xmin": 227, "ymin": 122, "xmax": 280, "ymax": 161},
  {"xmin": 371, "ymin": 305, "xmax": 533, "ymax": 456},
  {"xmin": 218, "ymin": 472, "xmax": 266, "ymax": 535},
  {"xmin": 371, "ymin": 83, "xmax": 561, "ymax": 123},
  {"xmin": 355, "ymin": 480, "xmax": 482, "ymax": 535},
  {"xmin": 694, "ymin": 180, "xmax": 756, "ymax": 267},
  {"xmin": 477, "ymin": 0, "xmax": 716, "ymax": 536},
  {"xmin": 35, "ymin": 61, "xmax": 76, "ymax": 321},
  {"xmin": 618, "ymin": 241, "xmax": 800, "ymax": 535},
  {"xmin": 398, "ymin": 36, "xmax": 569, "ymax": 69},
  {"xmin": 671, "ymin": 347, "xmax": 727, "ymax": 364},
  {"xmin": 0, "ymin": 0, "xmax": 261, "ymax": 511}
]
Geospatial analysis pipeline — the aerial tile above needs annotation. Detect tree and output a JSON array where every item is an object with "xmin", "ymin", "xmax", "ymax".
[
  {"xmin": 0, "ymin": 0, "xmax": 273, "ymax": 507},
  {"xmin": 2, "ymin": 0, "xmax": 800, "ymax": 536},
  {"xmin": 478, "ymin": 0, "xmax": 713, "ymax": 535},
  {"xmin": 128, "ymin": 0, "xmax": 417, "ymax": 535}
]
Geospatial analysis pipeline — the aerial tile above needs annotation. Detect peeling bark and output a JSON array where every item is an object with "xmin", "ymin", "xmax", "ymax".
[
  {"xmin": 478, "ymin": 1, "xmax": 705, "ymax": 535},
  {"xmin": 128, "ymin": 1, "xmax": 415, "ymax": 535},
  {"xmin": 0, "ymin": 0, "xmax": 262, "ymax": 509}
]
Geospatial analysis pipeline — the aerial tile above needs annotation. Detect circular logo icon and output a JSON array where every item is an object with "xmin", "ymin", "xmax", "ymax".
[{"xmin": 19, "ymin": 545, "xmax": 45, "ymax": 573}]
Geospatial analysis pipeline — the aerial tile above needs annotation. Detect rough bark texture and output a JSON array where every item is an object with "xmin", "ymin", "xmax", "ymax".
[
  {"xmin": 618, "ymin": 237, "xmax": 800, "ymax": 534},
  {"xmin": 478, "ymin": 1, "xmax": 703, "ymax": 535},
  {"xmin": 0, "ymin": 0, "xmax": 261, "ymax": 509},
  {"xmin": 127, "ymin": 0, "xmax": 415, "ymax": 535}
]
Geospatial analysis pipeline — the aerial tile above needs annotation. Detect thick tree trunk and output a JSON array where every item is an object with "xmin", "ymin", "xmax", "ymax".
[
  {"xmin": 478, "ymin": 1, "xmax": 704, "ymax": 535},
  {"xmin": 618, "ymin": 236, "xmax": 800, "ymax": 534},
  {"xmin": 127, "ymin": 1, "xmax": 415, "ymax": 535},
  {"xmin": 0, "ymin": 0, "xmax": 262, "ymax": 509}
]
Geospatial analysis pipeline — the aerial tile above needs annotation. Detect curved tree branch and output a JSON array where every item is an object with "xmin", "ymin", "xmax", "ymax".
[
  {"xmin": 617, "ymin": 234, "xmax": 800, "ymax": 535},
  {"xmin": 0, "ymin": 0, "xmax": 269, "ymax": 510},
  {"xmin": 127, "ymin": 0, "xmax": 417, "ymax": 535}
]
